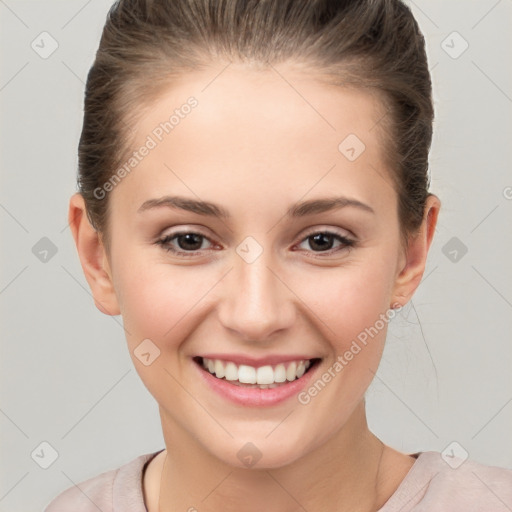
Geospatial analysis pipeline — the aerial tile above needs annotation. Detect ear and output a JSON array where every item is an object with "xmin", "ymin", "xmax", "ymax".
[
  {"xmin": 68, "ymin": 193, "xmax": 121, "ymax": 316},
  {"xmin": 391, "ymin": 194, "xmax": 441, "ymax": 307}
]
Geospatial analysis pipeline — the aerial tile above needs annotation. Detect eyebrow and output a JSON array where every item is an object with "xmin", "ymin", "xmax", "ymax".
[{"xmin": 137, "ymin": 195, "xmax": 375, "ymax": 218}]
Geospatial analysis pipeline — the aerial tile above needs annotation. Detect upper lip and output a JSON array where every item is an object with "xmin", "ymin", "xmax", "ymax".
[{"xmin": 195, "ymin": 354, "xmax": 320, "ymax": 367}]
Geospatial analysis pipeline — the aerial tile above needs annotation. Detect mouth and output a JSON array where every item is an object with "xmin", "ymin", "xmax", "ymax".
[{"xmin": 193, "ymin": 356, "xmax": 322, "ymax": 389}]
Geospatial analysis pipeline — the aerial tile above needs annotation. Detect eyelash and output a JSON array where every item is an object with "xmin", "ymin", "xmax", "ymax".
[{"xmin": 155, "ymin": 229, "xmax": 356, "ymax": 258}]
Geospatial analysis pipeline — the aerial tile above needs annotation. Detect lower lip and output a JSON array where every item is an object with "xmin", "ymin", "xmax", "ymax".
[{"xmin": 193, "ymin": 358, "xmax": 320, "ymax": 407}]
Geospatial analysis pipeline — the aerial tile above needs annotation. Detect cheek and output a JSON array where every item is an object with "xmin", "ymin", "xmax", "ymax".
[
  {"xmin": 114, "ymin": 256, "xmax": 215, "ymax": 347},
  {"xmin": 294, "ymin": 257, "xmax": 397, "ymax": 351},
  {"xmin": 114, "ymin": 261, "xmax": 210, "ymax": 394}
]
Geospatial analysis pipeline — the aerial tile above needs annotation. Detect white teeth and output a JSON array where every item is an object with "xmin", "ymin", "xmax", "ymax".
[
  {"xmin": 214, "ymin": 359, "xmax": 225, "ymax": 378},
  {"xmin": 199, "ymin": 357, "xmax": 314, "ymax": 385},
  {"xmin": 225, "ymin": 361, "xmax": 238, "ymax": 381},
  {"xmin": 296, "ymin": 360, "xmax": 306, "ymax": 378},
  {"xmin": 274, "ymin": 363, "xmax": 287, "ymax": 383},
  {"xmin": 286, "ymin": 361, "xmax": 297, "ymax": 381},
  {"xmin": 238, "ymin": 365, "xmax": 256, "ymax": 384},
  {"xmin": 256, "ymin": 365, "xmax": 274, "ymax": 385}
]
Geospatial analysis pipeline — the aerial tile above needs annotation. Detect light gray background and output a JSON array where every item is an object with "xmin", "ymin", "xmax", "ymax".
[{"xmin": 1, "ymin": 1, "xmax": 511, "ymax": 510}]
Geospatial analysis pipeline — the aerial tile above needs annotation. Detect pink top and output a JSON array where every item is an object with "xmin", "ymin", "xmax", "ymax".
[{"xmin": 44, "ymin": 449, "xmax": 512, "ymax": 511}]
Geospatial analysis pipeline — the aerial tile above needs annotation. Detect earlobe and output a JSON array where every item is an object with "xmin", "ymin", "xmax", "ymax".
[
  {"xmin": 391, "ymin": 194, "xmax": 441, "ymax": 308},
  {"xmin": 68, "ymin": 193, "xmax": 121, "ymax": 316}
]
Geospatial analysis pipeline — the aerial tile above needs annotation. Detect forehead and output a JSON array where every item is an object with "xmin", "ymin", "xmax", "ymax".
[
  {"xmin": 111, "ymin": 63, "xmax": 394, "ymax": 215},
  {"xmin": 133, "ymin": 62, "xmax": 385, "ymax": 144}
]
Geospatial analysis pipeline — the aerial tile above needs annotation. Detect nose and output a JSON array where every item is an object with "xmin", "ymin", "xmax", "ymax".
[{"xmin": 217, "ymin": 246, "xmax": 296, "ymax": 343}]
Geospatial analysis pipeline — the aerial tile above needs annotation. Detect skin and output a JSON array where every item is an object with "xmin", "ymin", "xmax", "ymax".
[{"xmin": 69, "ymin": 62, "xmax": 440, "ymax": 512}]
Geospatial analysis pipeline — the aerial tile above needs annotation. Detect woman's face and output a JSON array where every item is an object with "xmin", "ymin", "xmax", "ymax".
[{"xmin": 95, "ymin": 63, "xmax": 422, "ymax": 468}]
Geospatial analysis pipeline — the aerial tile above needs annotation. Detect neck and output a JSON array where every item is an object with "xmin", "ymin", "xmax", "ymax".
[{"xmin": 157, "ymin": 401, "xmax": 388, "ymax": 512}]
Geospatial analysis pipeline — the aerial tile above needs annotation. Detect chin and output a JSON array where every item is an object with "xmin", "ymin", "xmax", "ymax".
[{"xmin": 208, "ymin": 433, "xmax": 310, "ymax": 470}]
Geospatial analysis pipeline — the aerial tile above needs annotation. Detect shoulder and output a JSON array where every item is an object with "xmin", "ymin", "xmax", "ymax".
[
  {"xmin": 43, "ymin": 450, "xmax": 163, "ymax": 512},
  {"xmin": 426, "ymin": 451, "xmax": 512, "ymax": 509},
  {"xmin": 381, "ymin": 450, "xmax": 512, "ymax": 512}
]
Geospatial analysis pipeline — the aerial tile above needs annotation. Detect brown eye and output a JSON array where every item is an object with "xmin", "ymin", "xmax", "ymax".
[
  {"xmin": 156, "ymin": 231, "xmax": 214, "ymax": 256},
  {"xmin": 173, "ymin": 233, "xmax": 204, "ymax": 251},
  {"xmin": 296, "ymin": 231, "xmax": 355, "ymax": 255}
]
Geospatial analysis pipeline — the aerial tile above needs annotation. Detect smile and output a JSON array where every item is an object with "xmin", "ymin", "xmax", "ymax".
[{"xmin": 193, "ymin": 356, "xmax": 321, "ymax": 389}]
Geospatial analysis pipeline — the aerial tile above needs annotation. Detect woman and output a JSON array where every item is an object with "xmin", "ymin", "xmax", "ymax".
[{"xmin": 44, "ymin": 0, "xmax": 512, "ymax": 510}]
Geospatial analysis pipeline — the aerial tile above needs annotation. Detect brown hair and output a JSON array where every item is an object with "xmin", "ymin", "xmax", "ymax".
[{"xmin": 78, "ymin": 0, "xmax": 434, "ymax": 253}]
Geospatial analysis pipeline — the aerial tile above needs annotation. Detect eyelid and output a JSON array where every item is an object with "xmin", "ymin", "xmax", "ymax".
[
  {"xmin": 299, "ymin": 225, "xmax": 353, "ymax": 240},
  {"xmin": 157, "ymin": 224, "xmax": 213, "ymax": 238}
]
